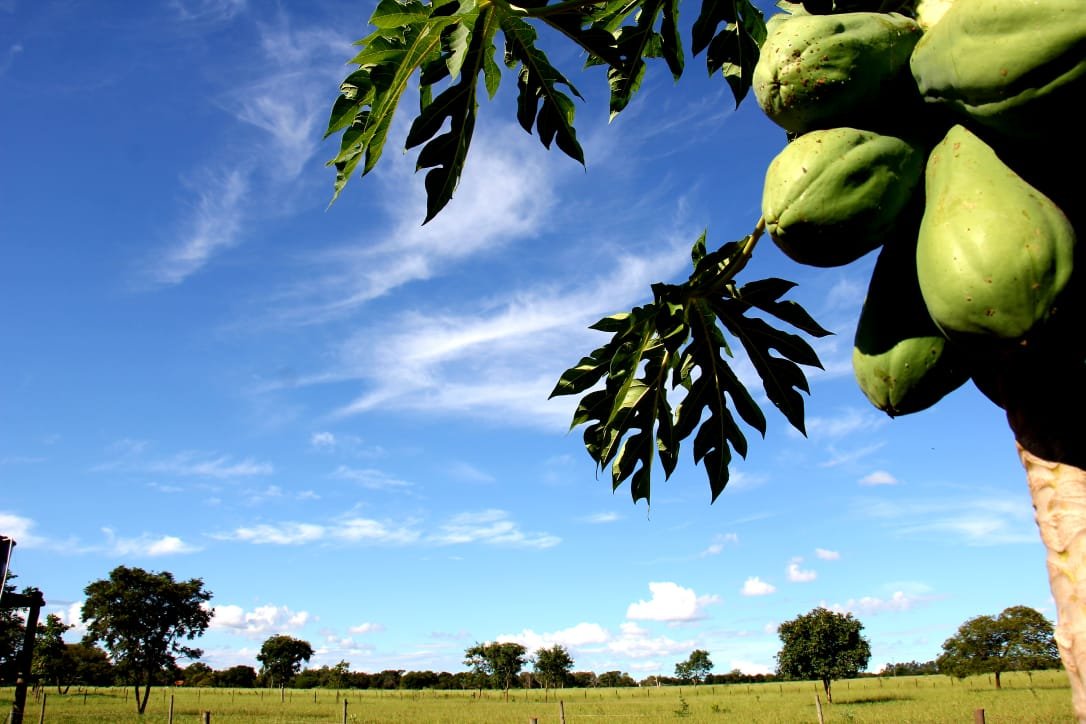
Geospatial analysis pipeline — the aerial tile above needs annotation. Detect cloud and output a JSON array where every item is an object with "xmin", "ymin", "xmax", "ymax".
[
  {"xmin": 701, "ymin": 533, "xmax": 739, "ymax": 556},
  {"xmin": 860, "ymin": 470, "xmax": 899, "ymax": 486},
  {"xmin": 170, "ymin": 0, "xmax": 246, "ymax": 23},
  {"xmin": 819, "ymin": 442, "xmax": 886, "ymax": 468},
  {"xmin": 606, "ymin": 621, "xmax": 696, "ymax": 660},
  {"xmin": 581, "ymin": 512, "xmax": 621, "ymax": 524},
  {"xmin": 96, "ymin": 442, "xmax": 273, "ymax": 480},
  {"xmin": 803, "ymin": 408, "xmax": 885, "ymax": 440},
  {"xmin": 0, "ymin": 512, "xmax": 42, "ymax": 547},
  {"xmin": 349, "ymin": 622, "xmax": 385, "ymax": 635},
  {"xmin": 215, "ymin": 510, "xmax": 554, "ymax": 549},
  {"xmin": 815, "ymin": 548, "xmax": 840, "ymax": 561},
  {"xmin": 331, "ymin": 465, "xmax": 412, "ymax": 490},
  {"xmin": 101, "ymin": 529, "xmax": 202, "ymax": 556},
  {"xmin": 150, "ymin": 169, "xmax": 249, "ymax": 286},
  {"xmin": 626, "ymin": 582, "xmax": 720, "ymax": 622},
  {"xmin": 0, "ymin": 43, "xmax": 23, "ymax": 76},
  {"xmin": 499, "ymin": 623, "xmax": 611, "ymax": 654},
  {"xmin": 787, "ymin": 558, "xmax": 817, "ymax": 583},
  {"xmin": 830, "ymin": 591, "xmax": 929, "ymax": 616},
  {"xmin": 856, "ymin": 495, "xmax": 1035, "ymax": 546},
  {"xmin": 730, "ymin": 659, "xmax": 774, "ymax": 676},
  {"xmin": 311, "ymin": 432, "xmax": 336, "ymax": 449},
  {"xmin": 212, "ymin": 603, "xmax": 310, "ymax": 636},
  {"xmin": 429, "ymin": 510, "xmax": 560, "ymax": 549},
  {"xmin": 741, "ymin": 577, "xmax": 776, "ymax": 597}
]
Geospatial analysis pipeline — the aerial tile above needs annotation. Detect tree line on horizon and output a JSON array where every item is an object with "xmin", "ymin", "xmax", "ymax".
[{"xmin": 0, "ymin": 565, "xmax": 1064, "ymax": 712}]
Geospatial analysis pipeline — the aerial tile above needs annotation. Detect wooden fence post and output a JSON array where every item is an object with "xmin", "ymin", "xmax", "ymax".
[
  {"xmin": 342, "ymin": 698, "xmax": 348, "ymax": 724},
  {"xmin": 201, "ymin": 712, "xmax": 211, "ymax": 724},
  {"xmin": 168, "ymin": 694, "xmax": 174, "ymax": 724},
  {"xmin": 36, "ymin": 693, "xmax": 46, "ymax": 724},
  {"xmin": 974, "ymin": 709, "xmax": 986, "ymax": 724},
  {"xmin": 814, "ymin": 695, "xmax": 825, "ymax": 724},
  {"xmin": 559, "ymin": 699, "xmax": 566, "ymax": 724}
]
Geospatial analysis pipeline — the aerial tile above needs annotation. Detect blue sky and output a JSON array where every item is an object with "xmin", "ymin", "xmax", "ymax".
[{"xmin": 0, "ymin": 0, "xmax": 1052, "ymax": 679}]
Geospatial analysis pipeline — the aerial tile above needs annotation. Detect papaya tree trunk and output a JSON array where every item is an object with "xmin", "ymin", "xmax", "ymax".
[{"xmin": 1019, "ymin": 443, "xmax": 1086, "ymax": 721}]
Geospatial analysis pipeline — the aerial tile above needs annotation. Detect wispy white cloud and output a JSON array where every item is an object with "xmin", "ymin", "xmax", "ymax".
[
  {"xmin": 331, "ymin": 465, "xmax": 412, "ymax": 490},
  {"xmin": 581, "ymin": 512, "xmax": 621, "ymax": 525},
  {"xmin": 212, "ymin": 603, "xmax": 310, "ymax": 636},
  {"xmin": 214, "ymin": 509, "xmax": 556, "ymax": 549},
  {"xmin": 701, "ymin": 533, "xmax": 739, "ymax": 556},
  {"xmin": 829, "ymin": 590, "xmax": 930, "ymax": 616},
  {"xmin": 0, "ymin": 43, "xmax": 23, "ymax": 76},
  {"xmin": 860, "ymin": 470, "xmax": 899, "ymax": 486},
  {"xmin": 819, "ymin": 442, "xmax": 886, "ymax": 468},
  {"xmin": 429, "ymin": 510, "xmax": 560, "ymax": 549},
  {"xmin": 96, "ymin": 441, "xmax": 273, "ymax": 480},
  {"xmin": 626, "ymin": 582, "xmax": 720, "ymax": 622},
  {"xmin": 741, "ymin": 577, "xmax": 776, "ymax": 596},
  {"xmin": 149, "ymin": 169, "xmax": 248, "ymax": 286},
  {"xmin": 605, "ymin": 621, "xmax": 696, "ymax": 660},
  {"xmin": 349, "ymin": 622, "xmax": 385, "ymax": 635},
  {"xmin": 856, "ymin": 495, "xmax": 1035, "ymax": 546},
  {"xmin": 803, "ymin": 408, "xmax": 885, "ymax": 441},
  {"xmin": 815, "ymin": 548, "xmax": 840, "ymax": 561},
  {"xmin": 169, "ymin": 0, "xmax": 246, "ymax": 24}
]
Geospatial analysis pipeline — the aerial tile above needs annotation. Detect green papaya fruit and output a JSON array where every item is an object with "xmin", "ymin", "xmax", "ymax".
[
  {"xmin": 916, "ymin": 125, "xmax": 1077, "ymax": 343},
  {"xmin": 853, "ymin": 231, "xmax": 970, "ymax": 417},
  {"xmin": 753, "ymin": 12, "xmax": 923, "ymax": 133},
  {"xmin": 762, "ymin": 127, "xmax": 926, "ymax": 267},
  {"xmin": 909, "ymin": 0, "xmax": 1086, "ymax": 140}
]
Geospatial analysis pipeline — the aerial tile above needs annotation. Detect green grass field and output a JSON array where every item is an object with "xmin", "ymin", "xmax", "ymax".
[{"xmin": 1, "ymin": 671, "xmax": 1075, "ymax": 722}]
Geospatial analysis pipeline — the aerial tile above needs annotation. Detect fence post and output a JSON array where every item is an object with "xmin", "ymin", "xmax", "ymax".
[
  {"xmin": 974, "ymin": 709, "xmax": 986, "ymax": 724},
  {"xmin": 36, "ymin": 693, "xmax": 46, "ymax": 724},
  {"xmin": 559, "ymin": 699, "xmax": 566, "ymax": 724},
  {"xmin": 201, "ymin": 712, "xmax": 211, "ymax": 724},
  {"xmin": 814, "ymin": 695, "xmax": 825, "ymax": 724},
  {"xmin": 168, "ymin": 694, "xmax": 174, "ymax": 724},
  {"xmin": 342, "ymin": 698, "xmax": 348, "ymax": 724}
]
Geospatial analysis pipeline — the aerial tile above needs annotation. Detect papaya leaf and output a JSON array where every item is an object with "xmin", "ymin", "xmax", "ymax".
[
  {"xmin": 501, "ymin": 16, "xmax": 586, "ymax": 165},
  {"xmin": 691, "ymin": 0, "xmax": 764, "ymax": 104},
  {"xmin": 552, "ymin": 225, "xmax": 825, "ymax": 505}
]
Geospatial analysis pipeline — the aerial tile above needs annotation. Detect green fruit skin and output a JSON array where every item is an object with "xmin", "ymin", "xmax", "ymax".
[
  {"xmin": 916, "ymin": 125, "xmax": 1077, "ymax": 342},
  {"xmin": 754, "ymin": 12, "xmax": 923, "ymax": 134},
  {"xmin": 853, "ymin": 233, "xmax": 970, "ymax": 417},
  {"xmin": 909, "ymin": 0, "xmax": 1086, "ymax": 140},
  {"xmin": 762, "ymin": 127, "xmax": 926, "ymax": 267}
]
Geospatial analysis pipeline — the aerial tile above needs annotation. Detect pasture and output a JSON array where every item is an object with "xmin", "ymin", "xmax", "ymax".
[{"xmin": 1, "ymin": 671, "xmax": 1074, "ymax": 723}]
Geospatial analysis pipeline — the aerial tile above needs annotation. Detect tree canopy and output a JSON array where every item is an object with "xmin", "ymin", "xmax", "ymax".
[
  {"xmin": 465, "ymin": 641, "xmax": 527, "ymax": 694},
  {"xmin": 675, "ymin": 648, "xmax": 714, "ymax": 684},
  {"xmin": 257, "ymin": 635, "xmax": 315, "ymax": 688},
  {"xmin": 776, "ymin": 607, "xmax": 871, "ymax": 702},
  {"xmin": 81, "ymin": 565, "xmax": 212, "ymax": 714},
  {"xmin": 532, "ymin": 644, "xmax": 574, "ymax": 690},
  {"xmin": 938, "ymin": 605, "xmax": 1061, "ymax": 688}
]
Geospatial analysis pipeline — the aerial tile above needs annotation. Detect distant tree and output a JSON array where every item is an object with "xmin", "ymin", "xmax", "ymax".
[
  {"xmin": 881, "ymin": 660, "xmax": 939, "ymax": 677},
  {"xmin": 215, "ymin": 664, "xmax": 258, "ymax": 688},
  {"xmin": 675, "ymin": 649, "xmax": 713, "ymax": 685},
  {"xmin": 65, "ymin": 642, "xmax": 115, "ymax": 686},
  {"xmin": 181, "ymin": 661, "xmax": 215, "ymax": 686},
  {"xmin": 257, "ymin": 635, "xmax": 314, "ymax": 689},
  {"xmin": 464, "ymin": 641, "xmax": 527, "ymax": 695},
  {"xmin": 938, "ymin": 605, "xmax": 1061, "ymax": 688},
  {"xmin": 776, "ymin": 607, "xmax": 871, "ymax": 703},
  {"xmin": 570, "ymin": 671, "xmax": 598, "ymax": 688},
  {"xmin": 401, "ymin": 669, "xmax": 441, "ymax": 689},
  {"xmin": 82, "ymin": 566, "xmax": 212, "ymax": 714},
  {"xmin": 32, "ymin": 614, "xmax": 74, "ymax": 693},
  {"xmin": 533, "ymin": 644, "xmax": 574, "ymax": 692},
  {"xmin": 597, "ymin": 670, "xmax": 636, "ymax": 687}
]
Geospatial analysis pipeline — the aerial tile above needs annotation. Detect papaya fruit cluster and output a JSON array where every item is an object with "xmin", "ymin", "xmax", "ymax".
[{"xmin": 753, "ymin": 0, "xmax": 1084, "ymax": 417}]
